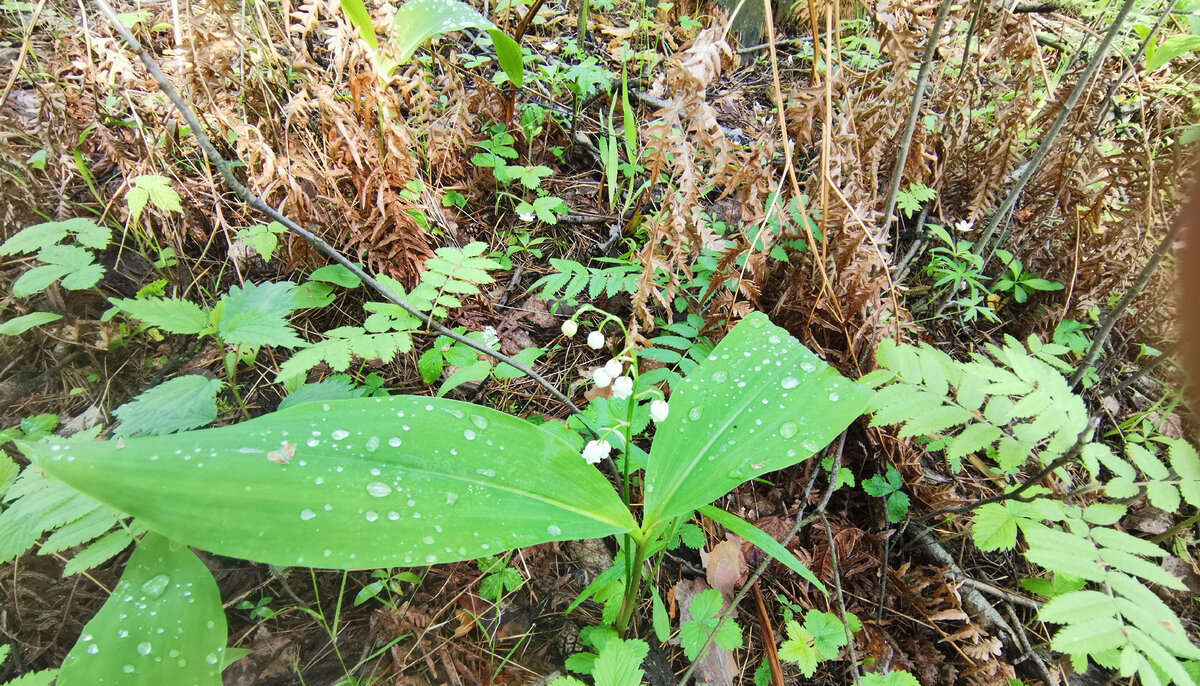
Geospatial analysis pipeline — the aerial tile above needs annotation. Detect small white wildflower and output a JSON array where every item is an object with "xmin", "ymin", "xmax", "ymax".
[
  {"xmin": 481, "ymin": 326, "xmax": 500, "ymax": 349},
  {"xmin": 587, "ymin": 331, "xmax": 605, "ymax": 350},
  {"xmin": 593, "ymin": 368, "xmax": 613, "ymax": 388},
  {"xmin": 650, "ymin": 399, "xmax": 670, "ymax": 423},
  {"xmin": 955, "ymin": 219, "xmax": 973, "ymax": 233},
  {"xmin": 542, "ymin": 40, "xmax": 560, "ymax": 52},
  {"xmin": 561, "ymin": 320, "xmax": 578, "ymax": 338},
  {"xmin": 603, "ymin": 359, "xmax": 623, "ymax": 378},
  {"xmin": 611, "ymin": 376, "xmax": 633, "ymax": 399},
  {"xmin": 582, "ymin": 439, "xmax": 611, "ymax": 465},
  {"xmin": 519, "ymin": 212, "xmax": 536, "ymax": 223}
]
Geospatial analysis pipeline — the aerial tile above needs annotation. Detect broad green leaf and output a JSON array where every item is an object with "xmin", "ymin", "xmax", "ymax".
[
  {"xmin": 489, "ymin": 29, "xmax": 524, "ymax": 88},
  {"xmin": 392, "ymin": 0, "xmax": 496, "ymax": 64},
  {"xmin": 698, "ymin": 505, "xmax": 824, "ymax": 591},
  {"xmin": 1147, "ymin": 34, "xmax": 1200, "ymax": 71},
  {"xmin": 278, "ymin": 378, "xmax": 367, "ymax": 412},
  {"xmin": 643, "ymin": 312, "xmax": 870, "ymax": 525},
  {"xmin": 34, "ymin": 396, "xmax": 636, "ymax": 569},
  {"xmin": 57, "ymin": 533, "xmax": 227, "ymax": 686},
  {"xmin": 437, "ymin": 360, "xmax": 492, "ymax": 397},
  {"xmin": 339, "ymin": 0, "xmax": 378, "ymax": 49},
  {"xmin": 113, "ymin": 376, "xmax": 224, "ymax": 437},
  {"xmin": 0, "ymin": 312, "xmax": 62, "ymax": 336},
  {"xmin": 109, "ymin": 297, "xmax": 210, "ymax": 335},
  {"xmin": 309, "ymin": 264, "xmax": 362, "ymax": 288},
  {"xmin": 12, "ymin": 264, "xmax": 71, "ymax": 298}
]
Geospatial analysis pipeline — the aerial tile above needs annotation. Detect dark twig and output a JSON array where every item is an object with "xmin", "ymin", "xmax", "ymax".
[
  {"xmin": 677, "ymin": 432, "xmax": 848, "ymax": 686},
  {"xmin": 879, "ymin": 0, "xmax": 954, "ymax": 242},
  {"xmin": 916, "ymin": 418, "xmax": 1099, "ymax": 523},
  {"xmin": 91, "ymin": 0, "xmax": 581, "ymax": 415},
  {"xmin": 968, "ymin": 0, "xmax": 1137, "ymax": 260},
  {"xmin": 818, "ymin": 512, "xmax": 861, "ymax": 684},
  {"xmin": 1068, "ymin": 223, "xmax": 1181, "ymax": 390}
]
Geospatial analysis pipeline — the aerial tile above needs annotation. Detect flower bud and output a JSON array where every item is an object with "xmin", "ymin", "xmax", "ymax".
[
  {"xmin": 582, "ymin": 439, "xmax": 612, "ymax": 465},
  {"xmin": 587, "ymin": 331, "xmax": 605, "ymax": 350},
  {"xmin": 561, "ymin": 320, "xmax": 579, "ymax": 338},
  {"xmin": 603, "ymin": 359, "xmax": 624, "ymax": 378},
  {"xmin": 611, "ymin": 376, "xmax": 633, "ymax": 399},
  {"xmin": 593, "ymin": 368, "xmax": 613, "ymax": 388},
  {"xmin": 650, "ymin": 399, "xmax": 670, "ymax": 423}
]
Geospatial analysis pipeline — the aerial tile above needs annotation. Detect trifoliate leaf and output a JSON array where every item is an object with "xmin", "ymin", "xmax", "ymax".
[
  {"xmin": 778, "ymin": 620, "xmax": 820, "ymax": 677},
  {"xmin": 804, "ymin": 611, "xmax": 848, "ymax": 659},
  {"xmin": 113, "ymin": 375, "xmax": 224, "ymax": 437}
]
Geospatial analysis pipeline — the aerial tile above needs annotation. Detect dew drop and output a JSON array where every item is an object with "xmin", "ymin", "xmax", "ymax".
[
  {"xmin": 688, "ymin": 406, "xmax": 703, "ymax": 421},
  {"xmin": 306, "ymin": 438, "xmax": 319, "ymax": 447},
  {"xmin": 366, "ymin": 481, "xmax": 391, "ymax": 497},
  {"xmin": 423, "ymin": 536, "xmax": 435, "ymax": 544},
  {"xmin": 475, "ymin": 468, "xmax": 495, "ymax": 477},
  {"xmin": 331, "ymin": 429, "xmax": 350, "ymax": 440},
  {"xmin": 471, "ymin": 415, "xmax": 489, "ymax": 429},
  {"xmin": 547, "ymin": 525, "xmax": 562, "ymax": 536},
  {"xmin": 445, "ymin": 492, "xmax": 459, "ymax": 505},
  {"xmin": 463, "ymin": 429, "xmax": 477, "ymax": 441},
  {"xmin": 123, "ymin": 665, "xmax": 134, "ymax": 674},
  {"xmin": 87, "ymin": 644, "xmax": 99, "ymax": 654},
  {"xmin": 205, "ymin": 653, "xmax": 219, "ymax": 665},
  {"xmin": 801, "ymin": 361, "xmax": 817, "ymax": 373},
  {"xmin": 780, "ymin": 422, "xmax": 799, "ymax": 439},
  {"xmin": 829, "ymin": 392, "xmax": 839, "ymax": 402},
  {"xmin": 300, "ymin": 509, "xmax": 316, "ymax": 521},
  {"xmin": 137, "ymin": 642, "xmax": 152, "ymax": 656},
  {"xmin": 388, "ymin": 437, "xmax": 402, "ymax": 447},
  {"xmin": 365, "ymin": 511, "xmax": 379, "ymax": 522},
  {"xmin": 364, "ymin": 436, "xmax": 380, "ymax": 452},
  {"xmin": 141, "ymin": 575, "xmax": 169, "ymax": 599},
  {"xmin": 780, "ymin": 376, "xmax": 799, "ymax": 389},
  {"xmin": 712, "ymin": 371, "xmax": 727, "ymax": 383}
]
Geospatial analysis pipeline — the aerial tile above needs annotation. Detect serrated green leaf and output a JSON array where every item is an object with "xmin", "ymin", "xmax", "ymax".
[
  {"xmin": 217, "ymin": 281, "xmax": 304, "ymax": 348},
  {"xmin": 1097, "ymin": 548, "xmax": 1185, "ymax": 590},
  {"xmin": 972, "ymin": 503, "xmax": 1019, "ymax": 552},
  {"xmin": 113, "ymin": 375, "xmax": 224, "ymax": 437},
  {"xmin": 945, "ymin": 422, "xmax": 1002, "ymax": 461},
  {"xmin": 63, "ymin": 526, "xmax": 136, "ymax": 576},
  {"xmin": 897, "ymin": 404, "xmax": 973, "ymax": 438},
  {"xmin": 109, "ymin": 297, "xmax": 209, "ymax": 335},
  {"xmin": 1023, "ymin": 525, "xmax": 1104, "ymax": 581},
  {"xmin": 804, "ymin": 610, "xmax": 847, "ymax": 659},
  {"xmin": 35, "ymin": 396, "xmax": 637, "ymax": 569},
  {"xmin": 778, "ymin": 621, "xmax": 820, "ymax": 677},
  {"xmin": 1039, "ymin": 589, "xmax": 1117, "ymax": 624},
  {"xmin": 1050, "ymin": 616, "xmax": 1128, "ymax": 655},
  {"xmin": 1146, "ymin": 481, "xmax": 1181, "ymax": 512},
  {"xmin": 57, "ymin": 533, "xmax": 226, "ymax": 686},
  {"xmin": 592, "ymin": 637, "xmax": 648, "ymax": 686}
]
